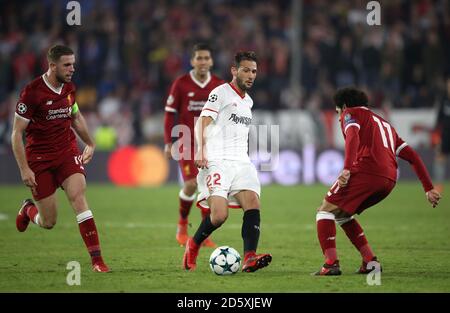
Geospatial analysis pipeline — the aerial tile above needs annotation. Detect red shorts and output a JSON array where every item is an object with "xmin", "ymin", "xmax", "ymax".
[
  {"xmin": 28, "ymin": 150, "xmax": 86, "ymax": 201},
  {"xmin": 325, "ymin": 172, "xmax": 396, "ymax": 215},
  {"xmin": 179, "ymin": 159, "xmax": 198, "ymax": 182}
]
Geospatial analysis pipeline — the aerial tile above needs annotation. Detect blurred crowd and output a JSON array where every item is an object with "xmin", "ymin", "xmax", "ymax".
[{"xmin": 0, "ymin": 0, "xmax": 449, "ymax": 150}]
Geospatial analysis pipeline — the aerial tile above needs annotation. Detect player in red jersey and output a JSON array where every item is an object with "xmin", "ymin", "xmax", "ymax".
[
  {"xmin": 164, "ymin": 43, "xmax": 224, "ymax": 247},
  {"xmin": 11, "ymin": 45, "xmax": 110, "ymax": 273},
  {"xmin": 314, "ymin": 87, "xmax": 442, "ymax": 276}
]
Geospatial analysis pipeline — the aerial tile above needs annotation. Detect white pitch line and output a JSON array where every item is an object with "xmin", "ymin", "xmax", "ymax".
[{"xmin": 0, "ymin": 213, "xmax": 8, "ymax": 221}]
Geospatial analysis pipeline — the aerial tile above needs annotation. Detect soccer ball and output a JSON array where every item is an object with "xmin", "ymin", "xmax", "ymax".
[{"xmin": 209, "ymin": 246, "xmax": 241, "ymax": 275}]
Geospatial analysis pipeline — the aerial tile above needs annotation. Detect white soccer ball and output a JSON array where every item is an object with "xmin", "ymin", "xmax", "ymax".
[{"xmin": 209, "ymin": 246, "xmax": 241, "ymax": 275}]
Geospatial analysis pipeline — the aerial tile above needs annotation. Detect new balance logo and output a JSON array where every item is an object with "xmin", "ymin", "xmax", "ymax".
[
  {"xmin": 326, "ymin": 237, "xmax": 336, "ymax": 241},
  {"xmin": 46, "ymin": 100, "xmax": 53, "ymax": 105},
  {"xmin": 85, "ymin": 230, "xmax": 97, "ymax": 237}
]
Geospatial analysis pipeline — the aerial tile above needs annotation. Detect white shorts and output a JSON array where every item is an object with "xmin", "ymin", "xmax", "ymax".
[{"xmin": 196, "ymin": 160, "xmax": 261, "ymax": 209}]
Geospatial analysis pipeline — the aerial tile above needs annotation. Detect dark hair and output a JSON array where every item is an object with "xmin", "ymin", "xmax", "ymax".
[
  {"xmin": 234, "ymin": 51, "xmax": 258, "ymax": 67},
  {"xmin": 333, "ymin": 86, "xmax": 369, "ymax": 109},
  {"xmin": 191, "ymin": 43, "xmax": 212, "ymax": 58},
  {"xmin": 47, "ymin": 45, "xmax": 74, "ymax": 63}
]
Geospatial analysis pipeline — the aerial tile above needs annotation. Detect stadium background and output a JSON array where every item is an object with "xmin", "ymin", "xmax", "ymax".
[
  {"xmin": 0, "ymin": 0, "xmax": 450, "ymax": 294},
  {"xmin": 0, "ymin": 0, "xmax": 449, "ymax": 186}
]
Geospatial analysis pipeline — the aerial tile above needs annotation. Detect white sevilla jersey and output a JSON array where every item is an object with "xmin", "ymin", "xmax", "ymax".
[{"xmin": 198, "ymin": 83, "xmax": 253, "ymax": 162}]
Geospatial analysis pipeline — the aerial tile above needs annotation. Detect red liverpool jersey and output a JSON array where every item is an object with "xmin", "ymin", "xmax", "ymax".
[
  {"xmin": 164, "ymin": 71, "xmax": 224, "ymax": 145},
  {"xmin": 340, "ymin": 106, "xmax": 408, "ymax": 182},
  {"xmin": 15, "ymin": 74, "xmax": 78, "ymax": 160}
]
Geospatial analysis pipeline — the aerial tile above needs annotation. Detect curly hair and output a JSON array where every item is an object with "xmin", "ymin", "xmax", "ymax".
[{"xmin": 333, "ymin": 87, "xmax": 369, "ymax": 109}]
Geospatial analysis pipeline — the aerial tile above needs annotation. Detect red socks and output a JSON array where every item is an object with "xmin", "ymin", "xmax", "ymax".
[
  {"xmin": 340, "ymin": 218, "xmax": 374, "ymax": 263},
  {"xmin": 317, "ymin": 212, "xmax": 375, "ymax": 264},
  {"xmin": 179, "ymin": 190, "xmax": 195, "ymax": 222},
  {"xmin": 316, "ymin": 212, "xmax": 337, "ymax": 265},
  {"xmin": 76, "ymin": 210, "xmax": 103, "ymax": 264},
  {"xmin": 179, "ymin": 190, "xmax": 210, "ymax": 223}
]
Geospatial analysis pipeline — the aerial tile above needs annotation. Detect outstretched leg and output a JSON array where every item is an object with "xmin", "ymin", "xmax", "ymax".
[
  {"xmin": 177, "ymin": 178, "xmax": 216, "ymax": 248},
  {"xmin": 183, "ymin": 196, "xmax": 227, "ymax": 271}
]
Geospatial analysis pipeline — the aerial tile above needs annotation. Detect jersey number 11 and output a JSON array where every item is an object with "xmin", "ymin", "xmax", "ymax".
[{"xmin": 373, "ymin": 116, "xmax": 395, "ymax": 154}]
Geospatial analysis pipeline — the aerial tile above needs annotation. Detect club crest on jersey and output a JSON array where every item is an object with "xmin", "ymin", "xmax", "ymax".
[
  {"xmin": 183, "ymin": 164, "xmax": 190, "ymax": 176},
  {"xmin": 17, "ymin": 103, "xmax": 27, "ymax": 114},
  {"xmin": 46, "ymin": 100, "xmax": 53, "ymax": 105},
  {"xmin": 188, "ymin": 92, "xmax": 195, "ymax": 97},
  {"xmin": 208, "ymin": 94, "xmax": 218, "ymax": 102}
]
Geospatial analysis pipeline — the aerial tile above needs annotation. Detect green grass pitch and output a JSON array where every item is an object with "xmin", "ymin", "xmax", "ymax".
[{"xmin": 0, "ymin": 183, "xmax": 449, "ymax": 292}]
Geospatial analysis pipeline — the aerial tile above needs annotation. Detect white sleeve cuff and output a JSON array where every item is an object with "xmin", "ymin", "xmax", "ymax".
[
  {"xmin": 396, "ymin": 142, "xmax": 408, "ymax": 155},
  {"xmin": 200, "ymin": 108, "xmax": 218, "ymax": 120},
  {"xmin": 344, "ymin": 123, "xmax": 360, "ymax": 134},
  {"xmin": 165, "ymin": 107, "xmax": 177, "ymax": 113},
  {"xmin": 15, "ymin": 112, "xmax": 30, "ymax": 121}
]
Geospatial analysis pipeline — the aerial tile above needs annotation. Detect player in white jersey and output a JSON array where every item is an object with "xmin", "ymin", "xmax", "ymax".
[{"xmin": 182, "ymin": 51, "xmax": 272, "ymax": 272}]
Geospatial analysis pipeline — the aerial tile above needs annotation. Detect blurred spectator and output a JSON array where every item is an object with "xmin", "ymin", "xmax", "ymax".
[{"xmin": 94, "ymin": 123, "xmax": 118, "ymax": 151}]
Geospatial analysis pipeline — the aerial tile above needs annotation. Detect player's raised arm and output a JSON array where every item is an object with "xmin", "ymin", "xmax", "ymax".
[
  {"xmin": 397, "ymin": 143, "xmax": 441, "ymax": 207},
  {"xmin": 71, "ymin": 103, "xmax": 95, "ymax": 164},
  {"xmin": 11, "ymin": 114, "xmax": 36, "ymax": 188},
  {"xmin": 194, "ymin": 116, "xmax": 213, "ymax": 169}
]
